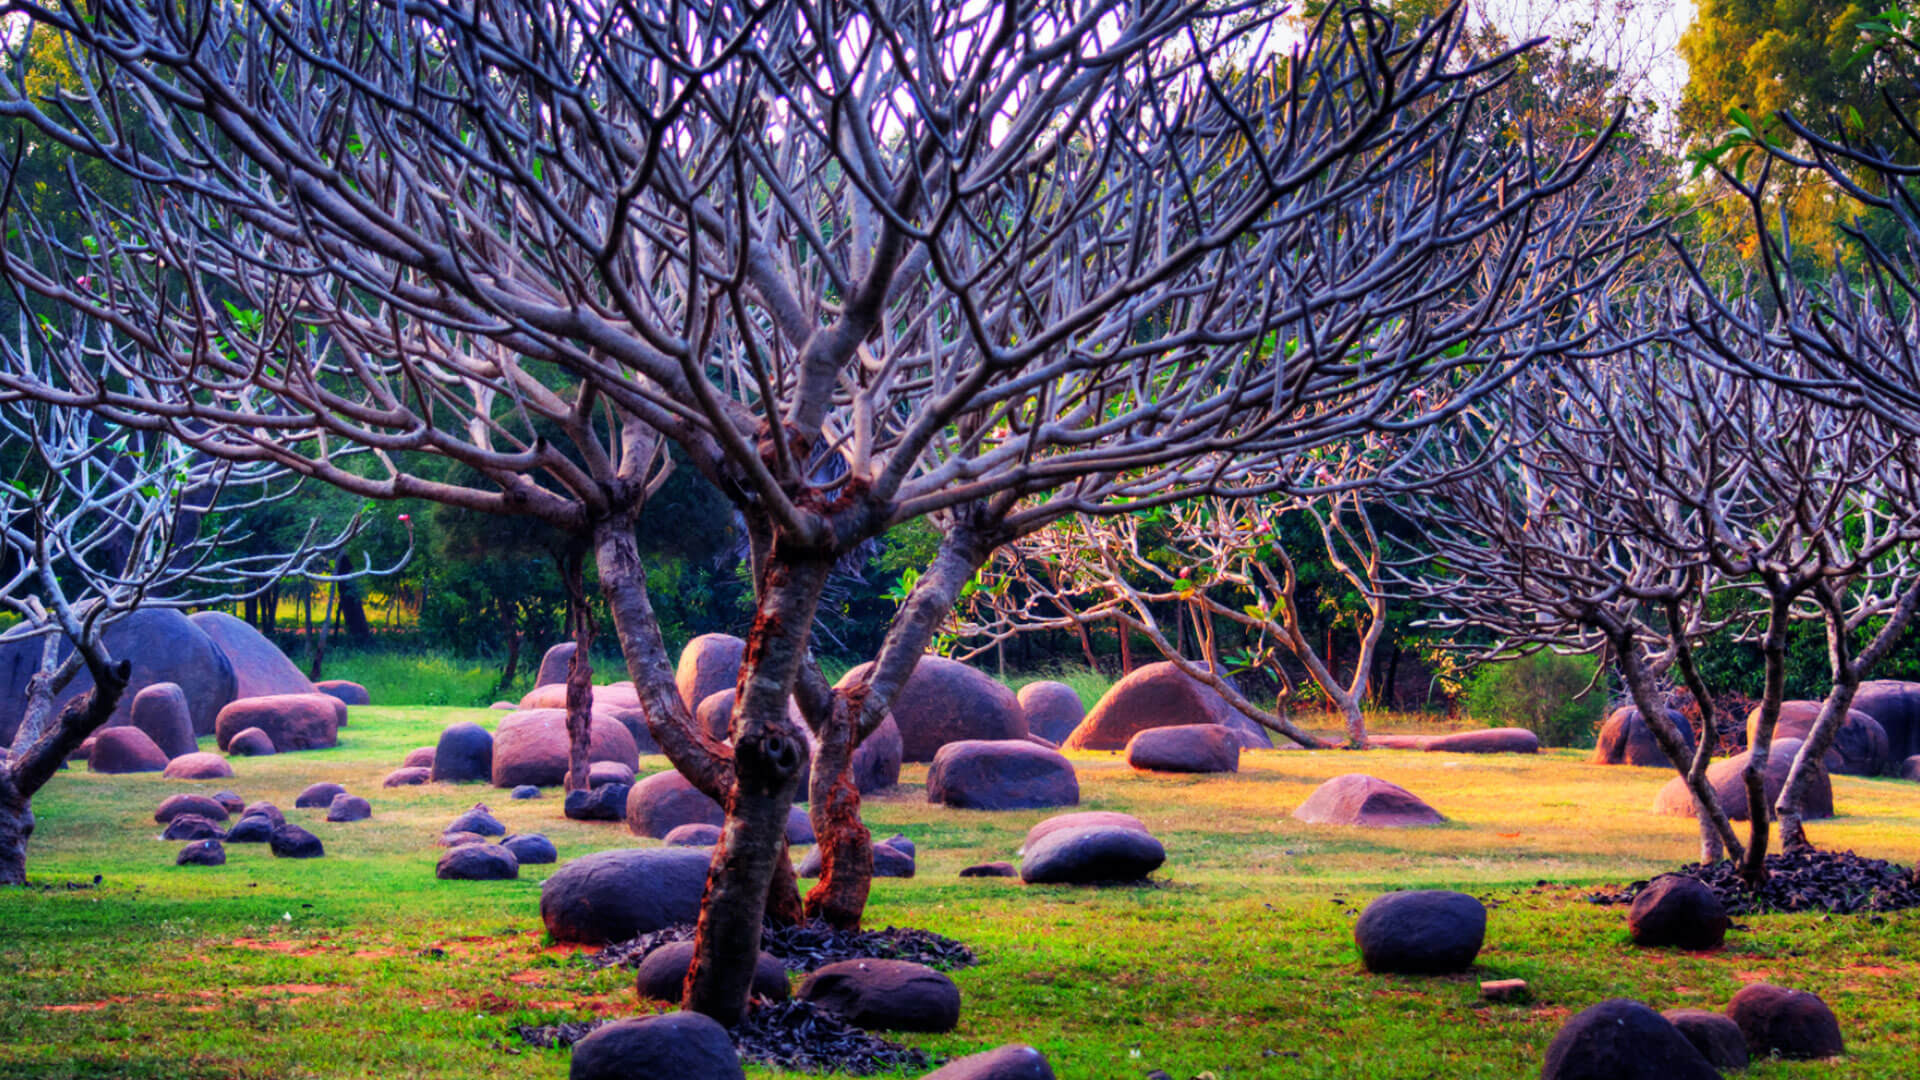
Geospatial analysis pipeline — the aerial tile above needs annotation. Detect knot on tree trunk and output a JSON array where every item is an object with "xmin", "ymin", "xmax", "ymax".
[{"xmin": 736, "ymin": 730, "xmax": 803, "ymax": 796}]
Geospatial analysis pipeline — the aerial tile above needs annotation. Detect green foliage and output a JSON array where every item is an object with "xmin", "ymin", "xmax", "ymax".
[{"xmin": 1461, "ymin": 652, "xmax": 1607, "ymax": 747}]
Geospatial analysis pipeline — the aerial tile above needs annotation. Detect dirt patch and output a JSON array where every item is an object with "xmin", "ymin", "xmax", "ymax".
[{"xmin": 230, "ymin": 937, "xmax": 331, "ymax": 957}]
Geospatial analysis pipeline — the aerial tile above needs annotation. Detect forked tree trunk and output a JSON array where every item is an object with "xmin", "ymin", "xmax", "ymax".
[
  {"xmin": 1, "ymin": 656, "xmax": 132, "ymax": 886},
  {"xmin": 1616, "ymin": 637, "xmax": 1741, "ymax": 865},
  {"xmin": 1740, "ymin": 596, "xmax": 1794, "ymax": 885}
]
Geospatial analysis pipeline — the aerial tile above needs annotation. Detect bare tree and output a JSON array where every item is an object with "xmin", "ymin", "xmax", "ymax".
[{"xmin": 0, "ymin": 0, "xmax": 1639, "ymax": 1019}]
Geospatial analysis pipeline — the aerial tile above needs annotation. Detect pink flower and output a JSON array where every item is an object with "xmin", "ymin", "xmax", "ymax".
[
  {"xmin": 75, "ymin": 275, "xmax": 89, "ymax": 289},
  {"xmin": 397, "ymin": 513, "xmax": 411, "ymax": 522}
]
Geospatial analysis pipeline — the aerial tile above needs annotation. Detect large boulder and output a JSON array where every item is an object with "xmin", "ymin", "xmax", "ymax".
[
  {"xmin": 1541, "ymin": 999, "xmax": 1719, "ymax": 1080},
  {"xmin": 326, "ymin": 794, "xmax": 372, "ymax": 822},
  {"xmin": 1746, "ymin": 701, "xmax": 1890, "ymax": 776},
  {"xmin": 437, "ymin": 844, "xmax": 519, "ymax": 881},
  {"xmin": 130, "ymin": 682, "xmax": 197, "ymax": 760},
  {"xmin": 490, "ymin": 709, "xmax": 639, "ymax": 788},
  {"xmin": 676, "ymin": 633, "xmax": 745, "ymax": 712},
  {"xmin": 1592, "ymin": 706, "xmax": 1694, "ymax": 767},
  {"xmin": 294, "ymin": 782, "xmax": 348, "ymax": 809},
  {"xmin": 534, "ymin": 642, "xmax": 576, "ymax": 688},
  {"xmin": 1653, "ymin": 737, "xmax": 1832, "ymax": 821},
  {"xmin": 635, "ymin": 942, "xmax": 788, "ymax": 1004},
  {"xmin": 431, "ymin": 722, "xmax": 493, "ymax": 783},
  {"xmin": 227, "ymin": 727, "xmax": 276, "ymax": 756},
  {"xmin": 926, "ymin": 740, "xmax": 1078, "ymax": 810},
  {"xmin": 163, "ymin": 814, "xmax": 225, "ymax": 841},
  {"xmin": 213, "ymin": 694, "xmax": 340, "ymax": 753},
  {"xmin": 1352, "ymin": 890, "xmax": 1485, "ymax": 974},
  {"xmin": 799, "ymin": 838, "xmax": 915, "ymax": 879},
  {"xmin": 1022, "ymin": 811, "xmax": 1149, "ymax": 855},
  {"xmin": 564, "ymin": 783, "xmax": 630, "ymax": 822},
  {"xmin": 1725, "ymin": 983, "xmax": 1844, "ymax": 1060},
  {"xmin": 838, "ymin": 656, "xmax": 1026, "ymax": 762},
  {"xmin": 176, "ymin": 839, "xmax": 226, "ymax": 867},
  {"xmin": 314, "ymin": 680, "xmax": 370, "ymax": 707},
  {"xmin": 1292, "ymin": 774, "xmax": 1444, "ymax": 827},
  {"xmin": 625, "ymin": 769, "xmax": 725, "ymax": 838},
  {"xmin": 1661, "ymin": 1009, "xmax": 1750, "ymax": 1070},
  {"xmin": 268, "ymin": 824, "xmax": 325, "ymax": 858},
  {"xmin": 1063, "ymin": 661, "xmax": 1267, "ymax": 751},
  {"xmin": 851, "ymin": 715, "xmax": 904, "ymax": 793},
  {"xmin": 540, "ymin": 847, "xmax": 712, "ymax": 944},
  {"xmin": 922, "ymin": 1045, "xmax": 1054, "ymax": 1080},
  {"xmin": 1424, "ymin": 727, "xmax": 1539, "ymax": 754},
  {"xmin": 1627, "ymin": 875, "xmax": 1727, "ymax": 950},
  {"xmin": 155, "ymin": 793, "xmax": 229, "ymax": 824},
  {"xmin": 797, "ymin": 959, "xmax": 961, "ymax": 1033},
  {"xmin": 1020, "ymin": 824, "xmax": 1165, "ymax": 884},
  {"xmin": 1850, "ymin": 679, "xmax": 1920, "ymax": 763},
  {"xmin": 1125, "ymin": 724, "xmax": 1240, "ymax": 773},
  {"xmin": 161, "ymin": 752, "xmax": 234, "ymax": 781},
  {"xmin": 189, "ymin": 611, "xmax": 312, "ymax": 701},
  {"xmin": 568, "ymin": 1012, "xmax": 744, "ymax": 1080},
  {"xmin": 88, "ymin": 727, "xmax": 168, "ymax": 774},
  {"xmin": 517, "ymin": 680, "xmax": 643, "ymax": 713},
  {"xmin": 0, "ymin": 608, "xmax": 237, "ymax": 743},
  {"xmin": 501, "ymin": 834, "xmax": 557, "ymax": 865},
  {"xmin": 1017, "ymin": 682, "xmax": 1085, "ymax": 744}
]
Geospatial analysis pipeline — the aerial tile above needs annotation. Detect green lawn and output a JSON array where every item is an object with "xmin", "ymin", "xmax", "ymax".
[{"xmin": 4, "ymin": 706, "xmax": 1919, "ymax": 1078}]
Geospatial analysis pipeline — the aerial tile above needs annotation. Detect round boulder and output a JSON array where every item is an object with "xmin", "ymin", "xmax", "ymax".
[
  {"xmin": 662, "ymin": 823, "xmax": 722, "ymax": 847},
  {"xmin": 209, "ymin": 791, "xmax": 244, "ymax": 814},
  {"xmin": 564, "ymin": 783, "xmax": 630, "ymax": 822},
  {"xmin": 1902, "ymin": 754, "xmax": 1920, "ymax": 782},
  {"xmin": 294, "ymin": 782, "xmax": 347, "ymax": 809},
  {"xmin": 0, "ymin": 608, "xmax": 237, "ymax": 744},
  {"xmin": 162, "ymin": 814, "xmax": 225, "ymax": 841},
  {"xmin": 1352, "ymin": 890, "xmax": 1486, "ymax": 974},
  {"xmin": 1850, "ymin": 679, "xmax": 1920, "ymax": 763},
  {"xmin": 213, "ymin": 694, "xmax": 339, "ymax": 753},
  {"xmin": 1017, "ymin": 682, "xmax": 1085, "ymax": 745},
  {"xmin": 1725, "ymin": 983, "xmax": 1844, "ymax": 1060},
  {"xmin": 922, "ymin": 1045, "xmax": 1054, "ymax": 1080},
  {"xmin": 625, "ymin": 769, "xmax": 725, "ymax": 839},
  {"xmin": 635, "ymin": 941, "xmax": 788, "ymax": 1004},
  {"xmin": 155, "ymin": 794, "xmax": 229, "ymax": 824},
  {"xmin": 176, "ymin": 839, "xmax": 226, "ymax": 867},
  {"xmin": 1125, "ymin": 723, "xmax": 1240, "ymax": 773},
  {"xmin": 430, "ymin": 722, "xmax": 493, "ymax": 783},
  {"xmin": 797, "ymin": 958, "xmax": 961, "ymax": 1033},
  {"xmin": 1652, "ymin": 737, "xmax": 1832, "ymax": 821},
  {"xmin": 1020, "ymin": 824, "xmax": 1164, "ymax": 884},
  {"xmin": 798, "ymin": 840, "xmax": 915, "ymax": 879},
  {"xmin": 785, "ymin": 806, "xmax": 815, "ymax": 845},
  {"xmin": 540, "ymin": 847, "xmax": 713, "ymax": 944},
  {"xmin": 1592, "ymin": 706, "xmax": 1694, "ymax": 767},
  {"xmin": 588, "ymin": 761, "xmax": 636, "ymax": 788},
  {"xmin": 384, "ymin": 766, "xmax": 431, "ymax": 787},
  {"xmin": 448, "ymin": 804, "xmax": 507, "ymax": 836},
  {"xmin": 1292, "ymin": 774, "xmax": 1445, "ymax": 827},
  {"xmin": 1022, "ymin": 811, "xmax": 1150, "ymax": 854},
  {"xmin": 568, "ymin": 1012, "xmax": 744, "ymax": 1080},
  {"xmin": 501, "ymin": 833, "xmax": 557, "ymax": 865},
  {"xmin": 926, "ymin": 740, "xmax": 1078, "ymax": 810},
  {"xmin": 130, "ymin": 682, "xmax": 197, "ymax": 760},
  {"xmin": 326, "ymin": 794, "xmax": 372, "ymax": 822},
  {"xmin": 1662, "ymin": 1009, "xmax": 1750, "ymax": 1070},
  {"xmin": 268, "ymin": 824, "xmax": 324, "ymax": 859},
  {"xmin": 851, "ymin": 715, "xmax": 905, "ymax": 793},
  {"xmin": 436, "ymin": 844, "xmax": 519, "ymax": 881},
  {"xmin": 1063, "ymin": 660, "xmax": 1266, "ymax": 751},
  {"xmin": 225, "ymin": 815, "xmax": 274, "ymax": 844},
  {"xmin": 676, "ymin": 633, "xmax": 746, "ymax": 712},
  {"xmin": 1747, "ymin": 701, "xmax": 1890, "ymax": 775},
  {"xmin": 314, "ymin": 679, "xmax": 370, "ymax": 707},
  {"xmin": 1541, "ymin": 999, "xmax": 1719, "ymax": 1080},
  {"xmin": 534, "ymin": 641, "xmax": 576, "ymax": 688},
  {"xmin": 510, "ymin": 784, "xmax": 541, "ymax": 799},
  {"xmin": 1424, "ymin": 727, "xmax": 1539, "ymax": 754},
  {"xmin": 1627, "ymin": 875, "xmax": 1727, "ymax": 950},
  {"xmin": 161, "ymin": 752, "xmax": 234, "ymax": 781},
  {"xmin": 403, "ymin": 746, "xmax": 435, "ymax": 769},
  {"xmin": 189, "ymin": 611, "xmax": 313, "ymax": 700},
  {"xmin": 227, "ymin": 727, "xmax": 276, "ymax": 756},
  {"xmin": 490, "ymin": 709, "xmax": 639, "ymax": 788},
  {"xmin": 838, "ymin": 656, "xmax": 1026, "ymax": 762},
  {"xmin": 89, "ymin": 727, "xmax": 168, "ymax": 774},
  {"xmin": 242, "ymin": 801, "xmax": 284, "ymax": 825}
]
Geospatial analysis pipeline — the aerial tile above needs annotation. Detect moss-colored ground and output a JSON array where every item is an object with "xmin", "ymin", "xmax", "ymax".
[{"xmin": 4, "ymin": 706, "xmax": 1919, "ymax": 1078}]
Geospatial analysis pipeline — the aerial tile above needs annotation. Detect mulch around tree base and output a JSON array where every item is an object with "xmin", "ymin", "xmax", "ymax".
[
  {"xmin": 512, "ymin": 1000, "xmax": 935, "ymax": 1076},
  {"xmin": 585, "ymin": 920, "xmax": 978, "ymax": 973},
  {"xmin": 1589, "ymin": 849, "xmax": 1920, "ymax": 916}
]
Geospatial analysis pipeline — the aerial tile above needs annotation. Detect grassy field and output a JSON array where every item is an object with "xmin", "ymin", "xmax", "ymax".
[{"xmin": 4, "ymin": 706, "xmax": 1920, "ymax": 1078}]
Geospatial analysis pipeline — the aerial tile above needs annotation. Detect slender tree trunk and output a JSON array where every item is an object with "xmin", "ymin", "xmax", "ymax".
[
  {"xmin": 499, "ymin": 626, "xmax": 524, "ymax": 696},
  {"xmin": 801, "ymin": 693, "xmax": 871, "ymax": 929},
  {"xmin": 1616, "ymin": 638, "xmax": 1742, "ymax": 864},
  {"xmin": 1, "ymin": 657, "xmax": 131, "ymax": 886},
  {"xmin": 0, "ymin": 770, "xmax": 33, "ymax": 887},
  {"xmin": 337, "ymin": 556, "xmax": 372, "ymax": 642},
  {"xmin": 1776, "ymin": 681, "xmax": 1854, "ymax": 851},
  {"xmin": 562, "ymin": 549, "xmax": 594, "ymax": 793},
  {"xmin": 1741, "ymin": 595, "xmax": 1794, "ymax": 885},
  {"xmin": 1669, "ymin": 610, "xmax": 1728, "ymax": 864},
  {"xmin": 1118, "ymin": 625, "xmax": 1133, "ymax": 673}
]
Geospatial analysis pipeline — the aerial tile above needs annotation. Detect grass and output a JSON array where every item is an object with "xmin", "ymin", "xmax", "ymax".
[{"xmin": 6, "ymin": 706, "xmax": 1920, "ymax": 1078}]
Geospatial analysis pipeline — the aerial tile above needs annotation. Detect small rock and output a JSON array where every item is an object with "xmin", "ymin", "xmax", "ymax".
[
  {"xmin": 1020, "ymin": 825, "xmax": 1164, "ymax": 885},
  {"xmin": 662, "ymin": 823, "xmax": 722, "ymax": 847},
  {"xmin": 1541, "ymin": 999, "xmax": 1718, "ymax": 1080},
  {"xmin": 921, "ymin": 1044, "xmax": 1054, "ymax": 1080},
  {"xmin": 786, "ymin": 806, "xmax": 815, "ymax": 845},
  {"xmin": 327, "ymin": 794, "xmax": 372, "ymax": 822},
  {"xmin": 1725, "ymin": 983, "xmax": 1843, "ymax": 1060},
  {"xmin": 162, "ymin": 814, "xmax": 225, "ymax": 841},
  {"xmin": 242, "ymin": 801, "xmax": 284, "ymax": 825},
  {"xmin": 440, "ymin": 831, "xmax": 488, "ymax": 848},
  {"xmin": 314, "ymin": 679, "xmax": 370, "ymax": 706},
  {"xmin": 208, "ymin": 791, "xmax": 245, "ymax": 815},
  {"xmin": 161, "ymin": 752, "xmax": 235, "ymax": 781},
  {"xmin": 226, "ymin": 726, "xmax": 277, "ymax": 756},
  {"xmin": 1662, "ymin": 1009, "xmax": 1750, "ymax": 1070},
  {"xmin": 565, "ymin": 783, "xmax": 630, "ymax": 822},
  {"xmin": 175, "ymin": 839, "xmax": 226, "ymax": 867},
  {"xmin": 436, "ymin": 844, "xmax": 519, "ymax": 881},
  {"xmin": 155, "ymin": 794, "xmax": 230, "ymax": 825},
  {"xmin": 402, "ymin": 746, "xmax": 436, "ymax": 769},
  {"xmin": 797, "ymin": 841, "xmax": 916, "ymax": 879},
  {"xmin": 447, "ymin": 804, "xmax": 506, "ymax": 837},
  {"xmin": 881, "ymin": 833, "xmax": 915, "ymax": 858},
  {"xmin": 384, "ymin": 766, "xmax": 431, "ymax": 787},
  {"xmin": 797, "ymin": 958, "xmax": 961, "ymax": 1033},
  {"xmin": 1353, "ymin": 890, "xmax": 1485, "ymax": 974},
  {"xmin": 634, "ymin": 941, "xmax": 787, "ymax": 1004},
  {"xmin": 568, "ymin": 1011, "xmax": 744, "ymax": 1080},
  {"xmin": 269, "ymin": 824, "xmax": 325, "ymax": 858},
  {"xmin": 1480, "ymin": 978, "xmax": 1528, "ymax": 1002},
  {"xmin": 588, "ymin": 761, "xmax": 637, "ymax": 788},
  {"xmin": 960, "ymin": 861, "xmax": 1018, "ymax": 878},
  {"xmin": 225, "ymin": 815, "xmax": 274, "ymax": 844},
  {"xmin": 501, "ymin": 834, "xmax": 558, "ymax": 865},
  {"xmin": 293, "ymin": 782, "xmax": 347, "ymax": 809},
  {"xmin": 510, "ymin": 784, "xmax": 542, "ymax": 799},
  {"xmin": 1628, "ymin": 875, "xmax": 1727, "ymax": 950}
]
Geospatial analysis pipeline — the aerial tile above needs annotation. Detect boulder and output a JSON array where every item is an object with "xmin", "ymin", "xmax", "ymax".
[
  {"xmin": 490, "ymin": 709, "xmax": 639, "ymax": 788},
  {"xmin": 625, "ymin": 769, "xmax": 725, "ymax": 838},
  {"xmin": 1064, "ymin": 661, "xmax": 1267, "ymax": 751},
  {"xmin": 880, "ymin": 834, "xmax": 914, "ymax": 858},
  {"xmin": 491, "ymin": 702, "xmax": 517, "ymax": 710},
  {"xmin": 448, "ymin": 804, "xmax": 507, "ymax": 837},
  {"xmin": 213, "ymin": 694, "xmax": 339, "ymax": 753},
  {"xmin": 1653, "ymin": 737, "xmax": 1832, "ymax": 821},
  {"xmin": 162, "ymin": 814, "xmax": 225, "ymax": 841},
  {"xmin": 403, "ymin": 746, "xmax": 435, "ymax": 769},
  {"xmin": 1592, "ymin": 706, "xmax": 1694, "ymax": 767},
  {"xmin": 0, "ymin": 608, "xmax": 236, "ymax": 744},
  {"xmin": 1746, "ymin": 700, "xmax": 1890, "ymax": 776},
  {"xmin": 294, "ymin": 782, "xmax": 347, "ymax": 809},
  {"xmin": 960, "ymin": 861, "xmax": 1018, "ymax": 878},
  {"xmin": 676, "ymin": 634, "xmax": 746, "ymax": 712},
  {"xmin": 797, "ymin": 959, "xmax": 961, "ymax": 1033},
  {"xmin": 588, "ymin": 761, "xmax": 636, "ymax": 788},
  {"xmin": 268, "ymin": 824, "xmax": 324, "ymax": 858},
  {"xmin": 1627, "ymin": 875, "xmax": 1727, "ymax": 950},
  {"xmin": 209, "ymin": 791, "xmax": 244, "ymax": 814},
  {"xmin": 1022, "ymin": 811, "xmax": 1150, "ymax": 854},
  {"xmin": 1541, "ymin": 999, "xmax": 1719, "ymax": 1080},
  {"xmin": 798, "ymin": 840, "xmax": 915, "ymax": 879},
  {"xmin": 431, "ymin": 722, "xmax": 493, "ymax": 783},
  {"xmin": 384, "ymin": 766, "xmax": 431, "ymax": 787},
  {"xmin": 635, "ymin": 941, "xmax": 788, "ymax": 1004},
  {"xmin": 225, "ymin": 815, "xmax": 274, "ymax": 844},
  {"xmin": 540, "ymin": 847, "xmax": 712, "ymax": 944},
  {"xmin": 1020, "ymin": 824, "xmax": 1165, "ymax": 884},
  {"xmin": 1352, "ymin": 890, "xmax": 1485, "ymax": 974},
  {"xmin": 326, "ymin": 794, "xmax": 372, "ymax": 822},
  {"xmin": 161, "ymin": 752, "xmax": 234, "ymax": 781},
  {"xmin": 568, "ymin": 1012, "xmax": 744, "ymax": 1080},
  {"xmin": 1662, "ymin": 1009, "xmax": 1750, "ymax": 1070},
  {"xmin": 598, "ymin": 705, "xmax": 661, "ymax": 755},
  {"xmin": 1125, "ymin": 724, "xmax": 1240, "ymax": 773},
  {"xmin": 227, "ymin": 727, "xmax": 276, "ymax": 756},
  {"xmin": 694, "ymin": 687, "xmax": 811, "ymax": 743},
  {"xmin": 314, "ymin": 679, "xmax": 370, "ymax": 707},
  {"xmin": 1292, "ymin": 774, "xmax": 1445, "ymax": 827},
  {"xmin": 564, "ymin": 783, "xmax": 630, "ymax": 822},
  {"xmin": 155, "ymin": 794, "xmax": 229, "ymax": 824},
  {"xmin": 501, "ymin": 833, "xmax": 557, "ymax": 865},
  {"xmin": 189, "ymin": 611, "xmax": 313, "ymax": 700},
  {"xmin": 926, "ymin": 740, "xmax": 1078, "ymax": 810},
  {"xmin": 436, "ymin": 844, "xmax": 519, "ymax": 881},
  {"xmin": 838, "ymin": 656, "xmax": 1026, "ymax": 762},
  {"xmin": 663, "ymin": 823, "xmax": 722, "ymax": 847},
  {"xmin": 1424, "ymin": 727, "xmax": 1539, "ymax": 754},
  {"xmin": 1725, "ymin": 983, "xmax": 1844, "ymax": 1060},
  {"xmin": 1366, "ymin": 734, "xmax": 1435, "ymax": 749},
  {"xmin": 176, "ymin": 839, "xmax": 227, "ymax": 867},
  {"xmin": 130, "ymin": 682, "xmax": 197, "ymax": 760},
  {"xmin": 1850, "ymin": 679, "xmax": 1920, "ymax": 763},
  {"xmin": 535, "ymin": 642, "xmax": 577, "ymax": 688},
  {"xmin": 786, "ymin": 806, "xmax": 815, "ymax": 845},
  {"xmin": 440, "ymin": 831, "xmax": 488, "ymax": 848},
  {"xmin": 851, "ymin": 715, "xmax": 905, "ymax": 793},
  {"xmin": 518, "ymin": 681, "xmax": 644, "ymax": 712},
  {"xmin": 922, "ymin": 1046, "xmax": 1054, "ymax": 1080},
  {"xmin": 241, "ymin": 801, "xmax": 284, "ymax": 825},
  {"xmin": 511, "ymin": 784, "xmax": 541, "ymax": 799},
  {"xmin": 1017, "ymin": 682, "xmax": 1086, "ymax": 744},
  {"xmin": 89, "ymin": 727, "xmax": 168, "ymax": 774},
  {"xmin": 1903, "ymin": 754, "xmax": 1920, "ymax": 782}
]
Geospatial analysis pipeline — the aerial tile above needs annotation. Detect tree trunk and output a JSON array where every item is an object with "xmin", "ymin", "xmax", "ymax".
[
  {"xmin": 1741, "ymin": 595, "xmax": 1793, "ymax": 884},
  {"xmin": 499, "ymin": 626, "xmax": 524, "ymax": 695},
  {"xmin": 337, "ymin": 556, "xmax": 372, "ymax": 642},
  {"xmin": 1775, "ymin": 683, "xmax": 1854, "ymax": 851},
  {"xmin": 0, "ymin": 773, "xmax": 34, "ymax": 887},
  {"xmin": 2, "ymin": 657, "xmax": 132, "ymax": 886},
  {"xmin": 1616, "ymin": 639, "xmax": 1741, "ymax": 864},
  {"xmin": 801, "ymin": 695, "xmax": 871, "ymax": 929},
  {"xmin": 1670, "ymin": 613, "xmax": 1728, "ymax": 864},
  {"xmin": 562, "ymin": 549, "xmax": 594, "ymax": 793}
]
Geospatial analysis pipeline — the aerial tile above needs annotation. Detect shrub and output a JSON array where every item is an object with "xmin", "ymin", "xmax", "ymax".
[{"xmin": 1461, "ymin": 652, "xmax": 1606, "ymax": 747}]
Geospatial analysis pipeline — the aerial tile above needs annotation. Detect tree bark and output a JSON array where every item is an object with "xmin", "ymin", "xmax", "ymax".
[
  {"xmin": 0, "ymin": 773, "xmax": 34, "ymax": 888},
  {"xmin": 1616, "ymin": 635, "xmax": 1742, "ymax": 864},
  {"xmin": 1, "ymin": 658, "xmax": 132, "ymax": 886},
  {"xmin": 563, "ymin": 548, "xmax": 594, "ymax": 793},
  {"xmin": 1669, "ymin": 608, "xmax": 1730, "ymax": 864},
  {"xmin": 499, "ymin": 626, "xmax": 524, "ymax": 695},
  {"xmin": 1741, "ymin": 594, "xmax": 1793, "ymax": 885},
  {"xmin": 337, "ymin": 555, "xmax": 372, "ymax": 641}
]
